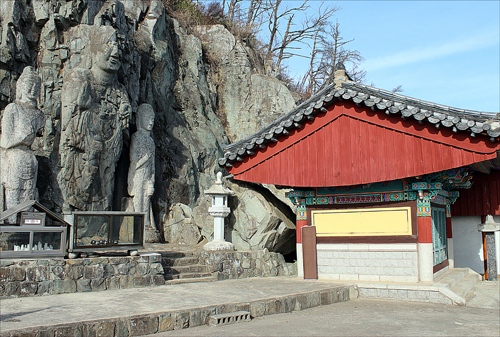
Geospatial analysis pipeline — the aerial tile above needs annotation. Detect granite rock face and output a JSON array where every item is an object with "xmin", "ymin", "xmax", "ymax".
[
  {"xmin": 196, "ymin": 25, "xmax": 296, "ymax": 143},
  {"xmin": 0, "ymin": 0, "xmax": 296, "ymax": 253}
]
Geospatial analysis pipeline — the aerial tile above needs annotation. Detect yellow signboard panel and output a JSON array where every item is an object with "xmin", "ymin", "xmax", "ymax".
[{"xmin": 312, "ymin": 207, "xmax": 412, "ymax": 237}]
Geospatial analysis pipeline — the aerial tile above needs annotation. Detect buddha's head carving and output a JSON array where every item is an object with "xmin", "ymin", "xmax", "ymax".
[
  {"xmin": 90, "ymin": 27, "xmax": 122, "ymax": 75},
  {"xmin": 16, "ymin": 66, "xmax": 41, "ymax": 103},
  {"xmin": 137, "ymin": 104, "xmax": 155, "ymax": 132}
]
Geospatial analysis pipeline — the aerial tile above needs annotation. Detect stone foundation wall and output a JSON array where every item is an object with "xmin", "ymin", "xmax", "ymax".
[
  {"xmin": 0, "ymin": 253, "xmax": 164, "ymax": 297},
  {"xmin": 317, "ymin": 243, "xmax": 419, "ymax": 282},
  {"xmin": 199, "ymin": 249, "xmax": 297, "ymax": 280}
]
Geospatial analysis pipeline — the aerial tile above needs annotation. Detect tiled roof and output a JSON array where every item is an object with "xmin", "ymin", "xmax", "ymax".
[{"xmin": 219, "ymin": 76, "xmax": 499, "ymax": 168}]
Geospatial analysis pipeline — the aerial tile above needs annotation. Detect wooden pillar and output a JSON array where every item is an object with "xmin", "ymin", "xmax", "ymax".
[
  {"xmin": 481, "ymin": 215, "xmax": 488, "ymax": 279},
  {"xmin": 417, "ymin": 199, "xmax": 433, "ymax": 282},
  {"xmin": 296, "ymin": 204, "xmax": 307, "ymax": 278}
]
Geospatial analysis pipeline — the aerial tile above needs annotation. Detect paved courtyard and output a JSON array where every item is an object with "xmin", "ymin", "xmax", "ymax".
[
  {"xmin": 147, "ymin": 297, "xmax": 500, "ymax": 337},
  {"xmin": 1, "ymin": 277, "xmax": 498, "ymax": 336}
]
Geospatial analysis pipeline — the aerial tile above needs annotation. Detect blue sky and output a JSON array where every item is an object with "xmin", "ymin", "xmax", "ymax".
[{"xmin": 282, "ymin": 1, "xmax": 500, "ymax": 112}]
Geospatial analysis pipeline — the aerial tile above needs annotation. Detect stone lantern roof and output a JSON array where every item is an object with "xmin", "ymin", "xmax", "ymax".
[
  {"xmin": 478, "ymin": 215, "xmax": 500, "ymax": 232},
  {"xmin": 204, "ymin": 172, "xmax": 235, "ymax": 196}
]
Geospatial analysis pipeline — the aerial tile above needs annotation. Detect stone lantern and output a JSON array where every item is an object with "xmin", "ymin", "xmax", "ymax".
[
  {"xmin": 203, "ymin": 172, "xmax": 235, "ymax": 251},
  {"xmin": 478, "ymin": 215, "xmax": 500, "ymax": 281}
]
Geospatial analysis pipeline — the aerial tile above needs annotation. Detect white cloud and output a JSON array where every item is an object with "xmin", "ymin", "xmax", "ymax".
[{"xmin": 363, "ymin": 29, "xmax": 499, "ymax": 72}]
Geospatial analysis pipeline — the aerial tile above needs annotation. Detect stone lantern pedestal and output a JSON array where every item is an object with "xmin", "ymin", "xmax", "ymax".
[
  {"xmin": 478, "ymin": 215, "xmax": 500, "ymax": 281},
  {"xmin": 203, "ymin": 172, "xmax": 235, "ymax": 251}
]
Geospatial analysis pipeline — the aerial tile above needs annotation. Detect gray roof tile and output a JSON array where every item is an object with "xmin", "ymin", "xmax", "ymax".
[{"xmin": 219, "ymin": 79, "xmax": 499, "ymax": 168}]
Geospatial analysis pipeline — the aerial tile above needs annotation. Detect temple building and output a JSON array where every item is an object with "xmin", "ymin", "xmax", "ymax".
[{"xmin": 219, "ymin": 65, "xmax": 500, "ymax": 282}]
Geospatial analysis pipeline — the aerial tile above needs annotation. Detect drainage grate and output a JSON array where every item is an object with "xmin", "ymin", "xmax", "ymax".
[{"xmin": 209, "ymin": 311, "xmax": 251, "ymax": 326}]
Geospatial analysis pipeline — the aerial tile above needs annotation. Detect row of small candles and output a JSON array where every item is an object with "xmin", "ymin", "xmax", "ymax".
[{"xmin": 13, "ymin": 242, "xmax": 54, "ymax": 251}]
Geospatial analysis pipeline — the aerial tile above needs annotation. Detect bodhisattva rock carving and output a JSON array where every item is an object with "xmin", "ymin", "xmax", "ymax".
[
  {"xmin": 128, "ymin": 103, "xmax": 159, "ymax": 241},
  {"xmin": 0, "ymin": 66, "xmax": 44, "ymax": 222},
  {"xmin": 58, "ymin": 28, "xmax": 131, "ymax": 212}
]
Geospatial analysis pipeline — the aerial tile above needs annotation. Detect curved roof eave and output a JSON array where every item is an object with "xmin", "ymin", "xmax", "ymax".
[{"xmin": 219, "ymin": 78, "xmax": 499, "ymax": 168}]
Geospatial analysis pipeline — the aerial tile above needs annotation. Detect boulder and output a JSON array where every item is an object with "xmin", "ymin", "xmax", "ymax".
[{"xmin": 164, "ymin": 203, "xmax": 202, "ymax": 245}]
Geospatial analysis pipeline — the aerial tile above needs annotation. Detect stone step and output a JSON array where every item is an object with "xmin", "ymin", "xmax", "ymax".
[
  {"xmin": 164, "ymin": 265, "xmax": 210, "ymax": 274},
  {"xmin": 452, "ymin": 273, "xmax": 481, "ymax": 299},
  {"xmin": 162, "ymin": 257, "xmax": 200, "ymax": 267},
  {"xmin": 164, "ymin": 276, "xmax": 217, "ymax": 285},
  {"xmin": 434, "ymin": 268, "xmax": 470, "ymax": 289},
  {"xmin": 158, "ymin": 251, "xmax": 197, "ymax": 258},
  {"xmin": 165, "ymin": 272, "xmax": 213, "ymax": 280},
  {"xmin": 209, "ymin": 311, "xmax": 251, "ymax": 326}
]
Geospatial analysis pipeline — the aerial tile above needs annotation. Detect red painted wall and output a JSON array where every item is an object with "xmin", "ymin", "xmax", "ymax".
[
  {"xmin": 228, "ymin": 101, "xmax": 500, "ymax": 187},
  {"xmin": 451, "ymin": 171, "xmax": 500, "ymax": 216}
]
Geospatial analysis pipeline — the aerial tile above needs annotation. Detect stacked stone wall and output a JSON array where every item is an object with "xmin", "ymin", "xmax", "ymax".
[
  {"xmin": 0, "ymin": 249, "xmax": 297, "ymax": 297},
  {"xmin": 0, "ymin": 253, "xmax": 164, "ymax": 297},
  {"xmin": 199, "ymin": 249, "xmax": 297, "ymax": 280}
]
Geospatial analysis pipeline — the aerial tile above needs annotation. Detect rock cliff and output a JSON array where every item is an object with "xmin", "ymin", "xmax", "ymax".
[{"xmin": 0, "ymin": 0, "xmax": 297, "ymax": 256}]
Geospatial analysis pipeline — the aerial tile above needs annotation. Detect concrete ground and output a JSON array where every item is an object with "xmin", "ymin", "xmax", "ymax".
[
  {"xmin": 0, "ymin": 277, "xmax": 498, "ymax": 336},
  {"xmin": 466, "ymin": 280, "xmax": 500, "ymax": 309},
  {"xmin": 147, "ymin": 298, "xmax": 500, "ymax": 337}
]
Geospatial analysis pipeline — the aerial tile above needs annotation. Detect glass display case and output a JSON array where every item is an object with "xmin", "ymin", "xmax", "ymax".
[
  {"xmin": 0, "ymin": 202, "xmax": 71, "ymax": 259},
  {"xmin": 69, "ymin": 212, "xmax": 144, "ymax": 253},
  {"xmin": 0, "ymin": 225, "xmax": 67, "ymax": 258}
]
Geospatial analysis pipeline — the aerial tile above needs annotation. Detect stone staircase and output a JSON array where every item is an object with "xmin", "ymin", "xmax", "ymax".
[
  {"xmin": 160, "ymin": 251, "xmax": 217, "ymax": 285},
  {"xmin": 433, "ymin": 268, "xmax": 481, "ymax": 304}
]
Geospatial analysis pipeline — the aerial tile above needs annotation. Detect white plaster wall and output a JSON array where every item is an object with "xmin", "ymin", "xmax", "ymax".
[
  {"xmin": 296, "ymin": 243, "xmax": 303, "ymax": 277},
  {"xmin": 451, "ymin": 215, "xmax": 500, "ymax": 275},
  {"xmin": 316, "ymin": 243, "xmax": 419, "ymax": 282}
]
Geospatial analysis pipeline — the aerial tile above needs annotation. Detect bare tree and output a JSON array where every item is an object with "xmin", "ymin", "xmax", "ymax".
[
  {"xmin": 301, "ymin": 22, "xmax": 365, "ymax": 94},
  {"xmin": 227, "ymin": 0, "xmax": 243, "ymax": 22},
  {"xmin": 246, "ymin": 0, "xmax": 267, "ymax": 32},
  {"xmin": 391, "ymin": 85, "xmax": 404, "ymax": 93},
  {"xmin": 194, "ymin": 0, "xmax": 368, "ymax": 95},
  {"xmin": 263, "ymin": 0, "xmax": 338, "ymax": 73}
]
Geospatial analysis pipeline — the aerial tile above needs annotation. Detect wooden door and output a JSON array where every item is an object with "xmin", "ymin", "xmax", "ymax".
[{"xmin": 432, "ymin": 207, "xmax": 447, "ymax": 266}]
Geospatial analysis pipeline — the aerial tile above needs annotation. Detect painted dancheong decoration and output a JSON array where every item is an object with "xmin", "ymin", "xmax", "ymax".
[
  {"xmin": 203, "ymin": 172, "xmax": 236, "ymax": 251},
  {"xmin": 220, "ymin": 63, "xmax": 500, "ymax": 283}
]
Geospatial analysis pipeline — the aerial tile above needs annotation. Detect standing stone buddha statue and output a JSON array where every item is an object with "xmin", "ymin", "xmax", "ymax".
[
  {"xmin": 128, "ymin": 103, "xmax": 159, "ymax": 242},
  {"xmin": 0, "ymin": 66, "xmax": 45, "ymax": 222}
]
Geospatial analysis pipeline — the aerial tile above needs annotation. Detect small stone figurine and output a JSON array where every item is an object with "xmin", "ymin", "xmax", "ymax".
[
  {"xmin": 0, "ymin": 66, "xmax": 44, "ymax": 222},
  {"xmin": 128, "ymin": 103, "xmax": 159, "ymax": 242}
]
